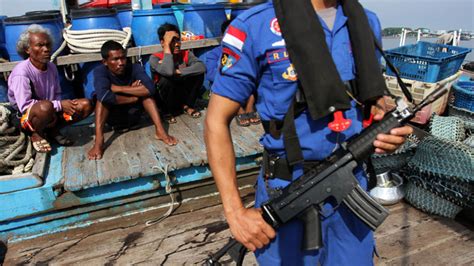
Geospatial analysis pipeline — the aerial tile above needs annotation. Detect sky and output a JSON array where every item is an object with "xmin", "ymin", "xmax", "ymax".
[
  {"xmin": 1, "ymin": 0, "xmax": 473, "ymax": 32},
  {"xmin": 360, "ymin": 0, "xmax": 473, "ymax": 32}
]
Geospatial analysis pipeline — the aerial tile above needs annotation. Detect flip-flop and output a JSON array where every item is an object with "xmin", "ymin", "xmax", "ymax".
[
  {"xmin": 184, "ymin": 107, "xmax": 201, "ymax": 118},
  {"xmin": 32, "ymin": 139, "xmax": 52, "ymax": 153},
  {"xmin": 164, "ymin": 114, "xmax": 177, "ymax": 124},
  {"xmin": 236, "ymin": 114, "xmax": 250, "ymax": 127},
  {"xmin": 249, "ymin": 112, "xmax": 261, "ymax": 125}
]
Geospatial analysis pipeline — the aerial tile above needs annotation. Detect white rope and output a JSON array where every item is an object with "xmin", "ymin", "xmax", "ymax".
[
  {"xmin": 51, "ymin": 26, "xmax": 133, "ymax": 61},
  {"xmin": 146, "ymin": 163, "xmax": 176, "ymax": 226},
  {"xmin": 0, "ymin": 104, "xmax": 34, "ymax": 175}
]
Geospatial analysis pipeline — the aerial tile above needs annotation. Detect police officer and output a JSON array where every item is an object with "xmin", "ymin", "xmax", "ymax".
[{"xmin": 204, "ymin": 0, "xmax": 413, "ymax": 265}]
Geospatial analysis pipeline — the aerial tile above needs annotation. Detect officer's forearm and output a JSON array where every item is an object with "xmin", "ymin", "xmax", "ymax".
[{"xmin": 204, "ymin": 119, "xmax": 244, "ymax": 215}]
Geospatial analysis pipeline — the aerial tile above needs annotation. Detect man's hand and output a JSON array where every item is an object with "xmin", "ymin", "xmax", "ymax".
[
  {"xmin": 226, "ymin": 207, "xmax": 276, "ymax": 252},
  {"xmin": 175, "ymin": 69, "xmax": 182, "ymax": 75},
  {"xmin": 131, "ymin": 80, "xmax": 142, "ymax": 87},
  {"xmin": 371, "ymin": 97, "xmax": 413, "ymax": 154},
  {"xmin": 61, "ymin": 99, "xmax": 77, "ymax": 115},
  {"xmin": 163, "ymin": 31, "xmax": 180, "ymax": 53}
]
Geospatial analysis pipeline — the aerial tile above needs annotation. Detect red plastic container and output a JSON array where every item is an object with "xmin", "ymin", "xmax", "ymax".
[{"xmin": 81, "ymin": 0, "xmax": 171, "ymax": 8}]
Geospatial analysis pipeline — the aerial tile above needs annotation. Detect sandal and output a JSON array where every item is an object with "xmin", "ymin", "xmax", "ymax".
[
  {"xmin": 236, "ymin": 114, "xmax": 250, "ymax": 127},
  {"xmin": 249, "ymin": 112, "xmax": 261, "ymax": 125},
  {"xmin": 32, "ymin": 139, "xmax": 52, "ymax": 153},
  {"xmin": 164, "ymin": 114, "xmax": 177, "ymax": 124},
  {"xmin": 183, "ymin": 106, "xmax": 201, "ymax": 118}
]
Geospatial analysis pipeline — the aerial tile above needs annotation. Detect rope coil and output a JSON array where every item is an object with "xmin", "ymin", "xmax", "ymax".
[
  {"xmin": 51, "ymin": 26, "xmax": 132, "ymax": 61},
  {"xmin": 0, "ymin": 104, "xmax": 34, "ymax": 175}
]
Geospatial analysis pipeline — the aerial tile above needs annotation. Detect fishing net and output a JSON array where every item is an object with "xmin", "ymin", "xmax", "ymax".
[
  {"xmin": 429, "ymin": 115, "xmax": 466, "ymax": 141},
  {"xmin": 401, "ymin": 134, "xmax": 473, "ymax": 218},
  {"xmin": 404, "ymin": 181, "xmax": 463, "ymax": 219},
  {"xmin": 371, "ymin": 134, "xmax": 418, "ymax": 174},
  {"xmin": 448, "ymin": 104, "xmax": 474, "ymax": 133},
  {"xmin": 408, "ymin": 136, "xmax": 473, "ymax": 182}
]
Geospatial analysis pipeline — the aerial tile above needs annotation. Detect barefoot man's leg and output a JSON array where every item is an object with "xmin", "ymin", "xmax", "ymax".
[
  {"xmin": 88, "ymin": 101, "xmax": 110, "ymax": 160},
  {"xmin": 142, "ymin": 97, "xmax": 178, "ymax": 146}
]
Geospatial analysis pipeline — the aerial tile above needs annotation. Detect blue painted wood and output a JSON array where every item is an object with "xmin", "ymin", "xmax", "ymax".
[
  {"xmin": 0, "ymin": 173, "xmax": 43, "ymax": 194},
  {"xmin": 0, "ymin": 156, "xmax": 259, "ymax": 241},
  {"xmin": 0, "ymin": 187, "xmax": 57, "ymax": 222}
]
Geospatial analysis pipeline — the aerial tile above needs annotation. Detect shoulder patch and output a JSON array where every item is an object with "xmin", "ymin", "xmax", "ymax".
[{"xmin": 220, "ymin": 47, "xmax": 241, "ymax": 73}]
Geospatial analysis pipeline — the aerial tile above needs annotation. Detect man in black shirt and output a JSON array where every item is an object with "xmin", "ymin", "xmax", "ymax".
[{"xmin": 88, "ymin": 41, "xmax": 177, "ymax": 160}]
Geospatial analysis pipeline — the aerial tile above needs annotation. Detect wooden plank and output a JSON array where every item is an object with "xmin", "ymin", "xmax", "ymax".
[
  {"xmin": 141, "ymin": 124, "xmax": 188, "ymax": 171},
  {"xmin": 168, "ymin": 116, "xmax": 208, "ymax": 167},
  {"xmin": 3, "ymin": 177, "xmax": 257, "ymax": 265},
  {"xmin": 173, "ymin": 112, "xmax": 212, "ymax": 158},
  {"xmin": 63, "ymin": 125, "xmax": 106, "ymax": 191},
  {"xmin": 0, "ymin": 38, "xmax": 221, "ymax": 72},
  {"xmin": 376, "ymin": 231, "xmax": 474, "ymax": 265},
  {"xmin": 375, "ymin": 211, "xmax": 473, "ymax": 262},
  {"xmin": 99, "ymin": 132, "xmax": 133, "ymax": 186},
  {"xmin": 229, "ymin": 117, "xmax": 264, "ymax": 156},
  {"xmin": 119, "ymin": 127, "xmax": 162, "ymax": 178},
  {"xmin": 178, "ymin": 110, "xmax": 249, "ymax": 158}
]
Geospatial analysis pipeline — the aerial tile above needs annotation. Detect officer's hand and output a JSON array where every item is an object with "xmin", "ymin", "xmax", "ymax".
[
  {"xmin": 371, "ymin": 97, "xmax": 413, "ymax": 154},
  {"xmin": 226, "ymin": 207, "xmax": 276, "ymax": 252}
]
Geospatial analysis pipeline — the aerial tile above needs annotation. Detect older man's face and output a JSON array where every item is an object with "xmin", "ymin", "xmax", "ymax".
[{"xmin": 27, "ymin": 32, "xmax": 52, "ymax": 64}]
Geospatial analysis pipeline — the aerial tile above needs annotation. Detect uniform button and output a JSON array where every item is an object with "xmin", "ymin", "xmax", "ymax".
[{"xmin": 328, "ymin": 106, "xmax": 336, "ymax": 112}]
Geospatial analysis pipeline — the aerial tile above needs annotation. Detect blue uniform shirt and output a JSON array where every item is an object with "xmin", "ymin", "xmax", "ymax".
[{"xmin": 212, "ymin": 2, "xmax": 381, "ymax": 184}]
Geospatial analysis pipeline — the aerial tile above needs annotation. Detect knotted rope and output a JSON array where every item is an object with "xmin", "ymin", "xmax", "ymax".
[
  {"xmin": 0, "ymin": 104, "xmax": 34, "ymax": 175},
  {"xmin": 146, "ymin": 162, "xmax": 176, "ymax": 226}
]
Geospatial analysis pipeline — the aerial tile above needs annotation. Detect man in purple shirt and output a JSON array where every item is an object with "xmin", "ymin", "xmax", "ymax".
[{"xmin": 8, "ymin": 24, "xmax": 93, "ymax": 153}]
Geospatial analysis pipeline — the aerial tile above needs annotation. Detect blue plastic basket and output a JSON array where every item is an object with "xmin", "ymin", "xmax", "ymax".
[
  {"xmin": 385, "ymin": 42, "xmax": 471, "ymax": 83},
  {"xmin": 453, "ymin": 81, "xmax": 474, "ymax": 112}
]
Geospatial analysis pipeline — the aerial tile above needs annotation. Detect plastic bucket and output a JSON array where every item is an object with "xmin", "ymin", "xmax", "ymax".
[
  {"xmin": 0, "ymin": 78, "xmax": 8, "ymax": 102},
  {"xmin": 0, "ymin": 16, "xmax": 7, "ymax": 60},
  {"xmin": 4, "ymin": 13, "xmax": 64, "ymax": 61},
  {"xmin": 226, "ymin": 1, "xmax": 265, "ymax": 19},
  {"xmin": 183, "ymin": 4, "xmax": 226, "ymax": 41},
  {"xmin": 131, "ymin": 8, "xmax": 178, "ymax": 46},
  {"xmin": 115, "ymin": 4, "xmax": 133, "ymax": 28},
  {"xmin": 70, "ymin": 8, "xmax": 122, "ymax": 30},
  {"xmin": 81, "ymin": 62, "xmax": 102, "ymax": 100}
]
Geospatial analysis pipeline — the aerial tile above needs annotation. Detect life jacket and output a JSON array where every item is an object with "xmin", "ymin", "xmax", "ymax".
[{"xmin": 152, "ymin": 50, "xmax": 190, "ymax": 84}]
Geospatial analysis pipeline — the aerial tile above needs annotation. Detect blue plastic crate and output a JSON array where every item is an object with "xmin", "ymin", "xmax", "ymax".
[
  {"xmin": 453, "ymin": 81, "xmax": 474, "ymax": 112},
  {"xmin": 385, "ymin": 42, "xmax": 471, "ymax": 83}
]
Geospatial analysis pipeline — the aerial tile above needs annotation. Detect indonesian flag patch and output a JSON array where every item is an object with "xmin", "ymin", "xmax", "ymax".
[{"xmin": 222, "ymin": 26, "xmax": 247, "ymax": 51}]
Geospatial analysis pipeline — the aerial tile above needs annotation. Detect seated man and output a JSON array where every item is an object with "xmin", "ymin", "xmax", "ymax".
[
  {"xmin": 88, "ymin": 40, "xmax": 177, "ymax": 160},
  {"xmin": 8, "ymin": 24, "xmax": 93, "ymax": 153},
  {"xmin": 204, "ymin": 20, "xmax": 259, "ymax": 127},
  {"xmin": 150, "ymin": 23, "xmax": 206, "ymax": 123}
]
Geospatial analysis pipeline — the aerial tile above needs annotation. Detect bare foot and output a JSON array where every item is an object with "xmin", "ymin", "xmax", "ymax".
[
  {"xmin": 88, "ymin": 145, "xmax": 104, "ymax": 160},
  {"xmin": 31, "ymin": 133, "xmax": 52, "ymax": 153},
  {"xmin": 155, "ymin": 133, "xmax": 178, "ymax": 146}
]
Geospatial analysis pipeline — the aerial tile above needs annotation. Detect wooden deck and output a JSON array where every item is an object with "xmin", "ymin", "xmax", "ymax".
[
  {"xmin": 2, "ymin": 175, "xmax": 473, "ymax": 265},
  {"xmin": 61, "ymin": 110, "xmax": 264, "ymax": 192}
]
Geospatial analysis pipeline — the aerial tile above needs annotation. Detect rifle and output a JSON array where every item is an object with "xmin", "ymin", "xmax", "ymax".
[{"xmin": 206, "ymin": 87, "xmax": 450, "ymax": 266}]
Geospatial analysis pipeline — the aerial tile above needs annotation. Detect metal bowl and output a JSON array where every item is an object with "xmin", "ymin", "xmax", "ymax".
[{"xmin": 369, "ymin": 172, "xmax": 405, "ymax": 205}]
